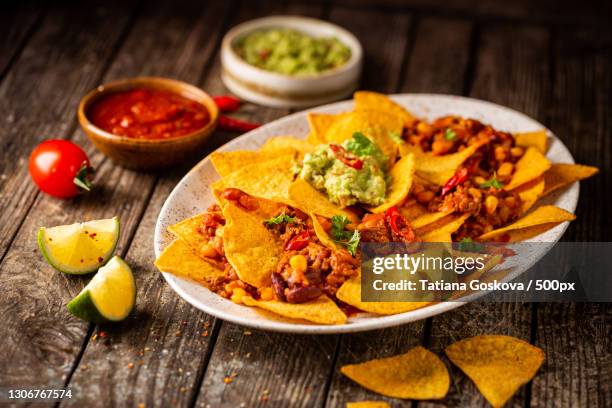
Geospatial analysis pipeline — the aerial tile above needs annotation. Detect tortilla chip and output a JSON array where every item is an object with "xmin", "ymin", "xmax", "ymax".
[
  {"xmin": 412, "ymin": 211, "xmax": 453, "ymax": 230},
  {"xmin": 418, "ymin": 213, "xmax": 470, "ymax": 238},
  {"xmin": 543, "ymin": 163, "xmax": 599, "ymax": 196},
  {"xmin": 341, "ymin": 346, "xmax": 450, "ymax": 399},
  {"xmin": 421, "ymin": 231, "xmax": 452, "ymax": 243},
  {"xmin": 399, "ymin": 201, "xmax": 429, "ymax": 220},
  {"xmin": 154, "ymin": 240, "xmax": 224, "ymax": 285},
  {"xmin": 307, "ymin": 113, "xmax": 344, "ymax": 144},
  {"xmin": 504, "ymin": 147, "xmax": 551, "ymax": 191},
  {"xmin": 288, "ymin": 178, "xmax": 358, "ymax": 224},
  {"xmin": 478, "ymin": 205, "xmax": 575, "ymax": 241},
  {"xmin": 212, "ymin": 155, "xmax": 296, "ymax": 204},
  {"xmin": 336, "ymin": 276, "xmax": 431, "ymax": 315},
  {"xmin": 311, "ymin": 214, "xmax": 338, "ymax": 250},
  {"xmin": 210, "ymin": 150, "xmax": 296, "ymax": 178},
  {"xmin": 242, "ymin": 294, "xmax": 347, "ymax": 325},
  {"xmin": 346, "ymin": 402, "xmax": 390, "ymax": 408},
  {"xmin": 513, "ymin": 130, "xmax": 547, "ymax": 154},
  {"xmin": 259, "ymin": 136, "xmax": 314, "ymax": 156},
  {"xmin": 168, "ymin": 214, "xmax": 214, "ymax": 260},
  {"xmin": 514, "ymin": 176, "xmax": 545, "ymax": 213},
  {"xmin": 222, "ymin": 203, "xmax": 281, "ymax": 288},
  {"xmin": 324, "ymin": 110, "xmax": 403, "ymax": 164},
  {"xmin": 445, "ymin": 335, "xmax": 545, "ymax": 408},
  {"xmin": 404, "ymin": 141, "xmax": 487, "ymax": 186},
  {"xmin": 354, "ymin": 91, "xmax": 417, "ymax": 126},
  {"xmin": 370, "ymin": 153, "xmax": 415, "ymax": 213}
]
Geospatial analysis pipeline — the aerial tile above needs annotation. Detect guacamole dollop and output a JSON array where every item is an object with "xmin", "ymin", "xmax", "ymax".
[
  {"xmin": 233, "ymin": 28, "xmax": 351, "ymax": 76},
  {"xmin": 299, "ymin": 133, "xmax": 388, "ymax": 207}
]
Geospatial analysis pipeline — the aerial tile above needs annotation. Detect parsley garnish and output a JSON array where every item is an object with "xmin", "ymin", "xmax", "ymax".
[
  {"xmin": 346, "ymin": 132, "xmax": 376, "ymax": 157},
  {"xmin": 444, "ymin": 128, "xmax": 457, "ymax": 141},
  {"xmin": 457, "ymin": 237, "xmax": 485, "ymax": 253},
  {"xmin": 389, "ymin": 130, "xmax": 403, "ymax": 145},
  {"xmin": 330, "ymin": 215, "xmax": 361, "ymax": 256},
  {"xmin": 480, "ymin": 173, "xmax": 504, "ymax": 189},
  {"xmin": 264, "ymin": 214, "xmax": 297, "ymax": 226}
]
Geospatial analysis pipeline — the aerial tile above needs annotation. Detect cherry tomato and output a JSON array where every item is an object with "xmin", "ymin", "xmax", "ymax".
[{"xmin": 29, "ymin": 139, "xmax": 93, "ymax": 198}]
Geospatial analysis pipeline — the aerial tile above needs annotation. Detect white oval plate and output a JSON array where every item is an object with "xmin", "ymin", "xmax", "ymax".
[{"xmin": 154, "ymin": 94, "xmax": 578, "ymax": 334}]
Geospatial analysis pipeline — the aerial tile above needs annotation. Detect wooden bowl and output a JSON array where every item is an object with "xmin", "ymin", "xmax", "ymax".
[{"xmin": 78, "ymin": 77, "xmax": 218, "ymax": 171}]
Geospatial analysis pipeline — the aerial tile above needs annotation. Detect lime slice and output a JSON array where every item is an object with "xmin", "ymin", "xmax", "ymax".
[
  {"xmin": 38, "ymin": 217, "xmax": 120, "ymax": 274},
  {"xmin": 67, "ymin": 256, "xmax": 136, "ymax": 323}
]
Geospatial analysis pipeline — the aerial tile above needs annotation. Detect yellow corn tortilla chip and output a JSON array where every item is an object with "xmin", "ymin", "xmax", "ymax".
[
  {"xmin": 210, "ymin": 150, "xmax": 296, "ymax": 178},
  {"xmin": 399, "ymin": 201, "xmax": 429, "ymax": 220},
  {"xmin": 167, "ymin": 214, "xmax": 220, "ymax": 264},
  {"xmin": 341, "ymin": 346, "xmax": 450, "ymax": 399},
  {"xmin": 324, "ymin": 110, "xmax": 403, "ymax": 165},
  {"xmin": 242, "ymin": 294, "xmax": 347, "ymax": 325},
  {"xmin": 513, "ymin": 130, "xmax": 547, "ymax": 154},
  {"xmin": 504, "ymin": 147, "xmax": 552, "ymax": 191},
  {"xmin": 543, "ymin": 163, "xmax": 599, "ymax": 196},
  {"xmin": 370, "ymin": 153, "xmax": 415, "ymax": 213},
  {"xmin": 411, "ymin": 211, "xmax": 453, "ymax": 230},
  {"xmin": 154, "ymin": 240, "xmax": 224, "ymax": 285},
  {"xmin": 222, "ymin": 203, "xmax": 281, "ymax": 288},
  {"xmin": 418, "ymin": 213, "xmax": 470, "ymax": 238},
  {"xmin": 515, "ymin": 175, "xmax": 545, "ymax": 213},
  {"xmin": 354, "ymin": 91, "xmax": 417, "ymax": 126},
  {"xmin": 346, "ymin": 402, "xmax": 390, "ymax": 408},
  {"xmin": 212, "ymin": 155, "xmax": 296, "ymax": 204},
  {"xmin": 336, "ymin": 275, "xmax": 431, "ymax": 315},
  {"xmin": 445, "ymin": 335, "xmax": 545, "ymax": 408},
  {"xmin": 259, "ymin": 136, "xmax": 314, "ymax": 156},
  {"xmin": 403, "ymin": 140, "xmax": 487, "ymax": 185},
  {"xmin": 478, "ymin": 205, "xmax": 575, "ymax": 241},
  {"xmin": 288, "ymin": 178, "xmax": 359, "ymax": 224},
  {"xmin": 311, "ymin": 214, "xmax": 338, "ymax": 250},
  {"xmin": 307, "ymin": 113, "xmax": 345, "ymax": 144}
]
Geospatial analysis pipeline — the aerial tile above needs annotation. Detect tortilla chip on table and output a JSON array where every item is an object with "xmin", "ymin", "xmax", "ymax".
[
  {"xmin": 445, "ymin": 335, "xmax": 545, "ymax": 408},
  {"xmin": 542, "ymin": 163, "xmax": 599, "ymax": 196},
  {"xmin": 340, "ymin": 346, "xmax": 450, "ymax": 399}
]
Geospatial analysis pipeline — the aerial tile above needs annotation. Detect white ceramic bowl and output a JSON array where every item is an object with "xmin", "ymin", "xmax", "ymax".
[
  {"xmin": 221, "ymin": 15, "xmax": 363, "ymax": 108},
  {"xmin": 154, "ymin": 94, "xmax": 578, "ymax": 334}
]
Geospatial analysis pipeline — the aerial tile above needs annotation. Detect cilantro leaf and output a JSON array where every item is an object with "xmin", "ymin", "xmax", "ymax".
[
  {"xmin": 456, "ymin": 237, "xmax": 485, "ymax": 253},
  {"xmin": 330, "ymin": 215, "xmax": 361, "ymax": 256},
  {"xmin": 389, "ymin": 130, "xmax": 403, "ymax": 145},
  {"xmin": 264, "ymin": 214, "xmax": 297, "ymax": 226},
  {"xmin": 480, "ymin": 173, "xmax": 504, "ymax": 189},
  {"xmin": 345, "ymin": 230, "xmax": 361, "ymax": 256},
  {"xmin": 346, "ymin": 132, "xmax": 375, "ymax": 156},
  {"xmin": 444, "ymin": 128, "xmax": 457, "ymax": 141}
]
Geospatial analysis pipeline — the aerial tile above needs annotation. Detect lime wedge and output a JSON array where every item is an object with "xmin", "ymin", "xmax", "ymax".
[
  {"xmin": 67, "ymin": 256, "xmax": 136, "ymax": 323},
  {"xmin": 38, "ymin": 217, "xmax": 120, "ymax": 274}
]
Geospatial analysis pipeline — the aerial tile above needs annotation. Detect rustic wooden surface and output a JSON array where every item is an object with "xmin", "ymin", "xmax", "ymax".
[{"xmin": 0, "ymin": 1, "xmax": 609, "ymax": 407}]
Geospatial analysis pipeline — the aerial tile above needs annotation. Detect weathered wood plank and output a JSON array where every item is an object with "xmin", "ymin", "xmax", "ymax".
[
  {"xmin": 0, "ymin": 1, "xmax": 138, "ymax": 262},
  {"xmin": 46, "ymin": 2, "xmax": 232, "ymax": 407},
  {"xmin": 531, "ymin": 27, "xmax": 612, "ymax": 408},
  {"xmin": 336, "ymin": 0, "xmax": 611, "ymax": 26},
  {"xmin": 325, "ymin": 16, "xmax": 472, "ymax": 408},
  {"xmin": 421, "ymin": 24, "xmax": 551, "ymax": 408},
  {"xmin": 0, "ymin": 2, "xmax": 42, "ymax": 80}
]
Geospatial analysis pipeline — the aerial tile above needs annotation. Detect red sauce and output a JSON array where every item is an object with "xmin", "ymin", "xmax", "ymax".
[{"xmin": 89, "ymin": 88, "xmax": 210, "ymax": 140}]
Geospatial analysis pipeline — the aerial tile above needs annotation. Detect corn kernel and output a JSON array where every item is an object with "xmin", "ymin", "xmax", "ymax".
[
  {"xmin": 468, "ymin": 188, "xmax": 482, "ymax": 199},
  {"xmin": 484, "ymin": 195, "xmax": 499, "ymax": 214},
  {"xmin": 231, "ymin": 287, "xmax": 247, "ymax": 304},
  {"xmin": 473, "ymin": 176, "xmax": 486, "ymax": 185},
  {"xmin": 259, "ymin": 287, "xmax": 275, "ymax": 301},
  {"xmin": 497, "ymin": 162, "xmax": 514, "ymax": 178},
  {"xmin": 494, "ymin": 146, "xmax": 507, "ymax": 162},
  {"xmin": 289, "ymin": 255, "xmax": 308, "ymax": 274},
  {"xmin": 200, "ymin": 243, "xmax": 219, "ymax": 259},
  {"xmin": 510, "ymin": 146, "xmax": 524, "ymax": 157}
]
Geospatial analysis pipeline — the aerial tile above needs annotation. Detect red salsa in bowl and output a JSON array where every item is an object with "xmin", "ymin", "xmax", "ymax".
[{"xmin": 88, "ymin": 88, "xmax": 210, "ymax": 140}]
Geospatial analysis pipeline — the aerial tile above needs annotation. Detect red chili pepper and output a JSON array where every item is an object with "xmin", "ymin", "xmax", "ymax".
[
  {"xmin": 285, "ymin": 231, "xmax": 311, "ymax": 251},
  {"xmin": 218, "ymin": 115, "xmax": 261, "ymax": 133},
  {"xmin": 385, "ymin": 206, "xmax": 415, "ymax": 241},
  {"xmin": 213, "ymin": 95, "xmax": 241, "ymax": 113},
  {"xmin": 440, "ymin": 167, "xmax": 470, "ymax": 197},
  {"xmin": 329, "ymin": 144, "xmax": 363, "ymax": 170}
]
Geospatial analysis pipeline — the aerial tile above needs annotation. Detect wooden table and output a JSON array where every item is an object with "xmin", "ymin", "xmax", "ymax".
[{"xmin": 1, "ymin": 1, "xmax": 610, "ymax": 407}]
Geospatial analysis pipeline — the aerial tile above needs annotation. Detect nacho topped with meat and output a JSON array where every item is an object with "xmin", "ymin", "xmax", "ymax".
[{"xmin": 155, "ymin": 91, "xmax": 598, "ymax": 325}]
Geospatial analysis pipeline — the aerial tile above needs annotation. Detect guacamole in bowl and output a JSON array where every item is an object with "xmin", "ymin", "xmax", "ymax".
[{"xmin": 233, "ymin": 28, "xmax": 352, "ymax": 76}]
